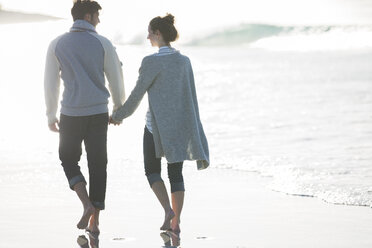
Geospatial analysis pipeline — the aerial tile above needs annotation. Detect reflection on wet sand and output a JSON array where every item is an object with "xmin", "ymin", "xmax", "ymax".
[
  {"xmin": 77, "ymin": 235, "xmax": 89, "ymax": 248},
  {"xmin": 76, "ymin": 230, "xmax": 180, "ymax": 247},
  {"xmin": 77, "ymin": 231, "xmax": 99, "ymax": 248},
  {"xmin": 160, "ymin": 231, "xmax": 180, "ymax": 248}
]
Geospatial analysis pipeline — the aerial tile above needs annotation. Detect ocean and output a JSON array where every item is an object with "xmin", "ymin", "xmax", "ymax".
[{"xmin": 0, "ymin": 17, "xmax": 371, "ymax": 210}]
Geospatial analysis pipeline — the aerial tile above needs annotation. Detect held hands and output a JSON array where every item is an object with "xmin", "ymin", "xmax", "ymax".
[
  {"xmin": 48, "ymin": 117, "xmax": 121, "ymax": 131},
  {"xmin": 109, "ymin": 115, "xmax": 122, "ymax": 126},
  {"xmin": 49, "ymin": 117, "xmax": 121, "ymax": 130}
]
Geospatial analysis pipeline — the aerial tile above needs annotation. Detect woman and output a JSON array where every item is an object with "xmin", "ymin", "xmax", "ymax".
[{"xmin": 110, "ymin": 13, "xmax": 209, "ymax": 235}]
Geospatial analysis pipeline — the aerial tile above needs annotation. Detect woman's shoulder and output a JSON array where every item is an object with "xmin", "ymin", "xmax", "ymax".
[
  {"xmin": 171, "ymin": 51, "xmax": 191, "ymax": 63},
  {"xmin": 142, "ymin": 51, "xmax": 190, "ymax": 67},
  {"xmin": 141, "ymin": 54, "xmax": 157, "ymax": 64},
  {"xmin": 139, "ymin": 55, "xmax": 163, "ymax": 73}
]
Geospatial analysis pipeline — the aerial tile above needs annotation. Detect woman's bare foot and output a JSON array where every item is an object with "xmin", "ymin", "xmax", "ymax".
[
  {"xmin": 170, "ymin": 217, "xmax": 181, "ymax": 234},
  {"xmin": 160, "ymin": 208, "xmax": 175, "ymax": 230},
  {"xmin": 77, "ymin": 205, "xmax": 95, "ymax": 229},
  {"xmin": 167, "ymin": 230, "xmax": 181, "ymax": 247},
  {"xmin": 171, "ymin": 227, "xmax": 180, "ymax": 235}
]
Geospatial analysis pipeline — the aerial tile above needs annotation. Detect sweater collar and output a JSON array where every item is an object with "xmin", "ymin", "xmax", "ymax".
[
  {"xmin": 158, "ymin": 46, "xmax": 175, "ymax": 53},
  {"xmin": 157, "ymin": 46, "xmax": 179, "ymax": 55},
  {"xmin": 70, "ymin": 20, "xmax": 97, "ymax": 33}
]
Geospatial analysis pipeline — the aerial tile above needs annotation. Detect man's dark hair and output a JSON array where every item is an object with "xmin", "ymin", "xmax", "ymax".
[{"xmin": 71, "ymin": 0, "xmax": 102, "ymax": 21}]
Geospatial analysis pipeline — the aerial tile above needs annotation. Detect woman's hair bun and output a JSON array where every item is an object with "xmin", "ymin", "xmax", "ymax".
[
  {"xmin": 163, "ymin": 13, "xmax": 175, "ymax": 25},
  {"xmin": 149, "ymin": 13, "xmax": 179, "ymax": 43}
]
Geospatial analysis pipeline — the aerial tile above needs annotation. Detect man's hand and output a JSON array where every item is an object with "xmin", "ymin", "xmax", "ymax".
[
  {"xmin": 109, "ymin": 116, "xmax": 122, "ymax": 126},
  {"xmin": 48, "ymin": 121, "xmax": 59, "ymax": 132}
]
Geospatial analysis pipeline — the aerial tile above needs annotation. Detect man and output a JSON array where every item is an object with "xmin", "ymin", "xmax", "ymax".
[{"xmin": 44, "ymin": 0, "xmax": 125, "ymax": 234}]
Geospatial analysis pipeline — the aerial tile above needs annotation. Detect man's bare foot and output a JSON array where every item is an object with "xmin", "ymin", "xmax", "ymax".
[
  {"xmin": 77, "ymin": 205, "xmax": 95, "ymax": 229},
  {"xmin": 160, "ymin": 209, "xmax": 175, "ymax": 230},
  {"xmin": 86, "ymin": 208, "xmax": 100, "ymax": 235}
]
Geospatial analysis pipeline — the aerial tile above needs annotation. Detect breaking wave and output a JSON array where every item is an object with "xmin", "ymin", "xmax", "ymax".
[{"xmin": 186, "ymin": 23, "xmax": 372, "ymax": 50}]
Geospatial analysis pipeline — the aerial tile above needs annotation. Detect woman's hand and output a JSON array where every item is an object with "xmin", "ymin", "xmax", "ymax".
[{"xmin": 109, "ymin": 116, "xmax": 122, "ymax": 126}]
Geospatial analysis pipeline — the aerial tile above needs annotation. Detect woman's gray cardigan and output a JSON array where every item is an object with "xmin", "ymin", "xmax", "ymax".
[{"xmin": 112, "ymin": 52, "xmax": 209, "ymax": 170}]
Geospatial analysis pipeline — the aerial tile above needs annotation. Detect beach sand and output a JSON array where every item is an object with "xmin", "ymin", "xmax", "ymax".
[{"xmin": 2, "ymin": 163, "xmax": 372, "ymax": 248}]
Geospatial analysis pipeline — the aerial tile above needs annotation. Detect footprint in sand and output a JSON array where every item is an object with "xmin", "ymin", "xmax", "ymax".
[
  {"xmin": 111, "ymin": 237, "xmax": 136, "ymax": 242},
  {"xmin": 196, "ymin": 236, "xmax": 215, "ymax": 240}
]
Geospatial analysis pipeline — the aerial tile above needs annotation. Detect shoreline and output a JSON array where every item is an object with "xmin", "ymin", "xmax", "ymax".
[
  {"xmin": 1, "ymin": 163, "xmax": 372, "ymax": 247},
  {"xmin": 271, "ymin": 188, "xmax": 372, "ymax": 209},
  {"xmin": 0, "ymin": 9, "xmax": 61, "ymax": 24}
]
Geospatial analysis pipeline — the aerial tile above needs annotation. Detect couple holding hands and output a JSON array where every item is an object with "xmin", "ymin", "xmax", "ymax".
[{"xmin": 44, "ymin": 0, "xmax": 209, "ymax": 237}]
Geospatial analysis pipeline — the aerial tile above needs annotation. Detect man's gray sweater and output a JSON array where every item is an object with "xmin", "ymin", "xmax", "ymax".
[{"xmin": 44, "ymin": 20, "xmax": 125, "ymax": 125}]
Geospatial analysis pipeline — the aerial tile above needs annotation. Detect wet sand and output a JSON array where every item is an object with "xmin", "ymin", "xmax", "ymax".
[{"xmin": 2, "ymin": 163, "xmax": 372, "ymax": 248}]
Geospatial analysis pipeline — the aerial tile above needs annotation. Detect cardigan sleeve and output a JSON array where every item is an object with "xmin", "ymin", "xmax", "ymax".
[{"xmin": 112, "ymin": 56, "xmax": 160, "ymax": 121}]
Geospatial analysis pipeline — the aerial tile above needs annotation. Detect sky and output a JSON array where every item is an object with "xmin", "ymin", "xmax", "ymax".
[
  {"xmin": 1, "ymin": 0, "xmax": 372, "ymax": 26},
  {"xmin": 1, "ymin": 0, "xmax": 372, "ymax": 43}
]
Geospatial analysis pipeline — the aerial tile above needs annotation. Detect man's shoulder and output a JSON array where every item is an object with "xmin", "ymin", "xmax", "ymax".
[
  {"xmin": 88, "ymin": 32, "xmax": 114, "ymax": 48},
  {"xmin": 51, "ymin": 33, "xmax": 64, "ymax": 42},
  {"xmin": 48, "ymin": 33, "xmax": 66, "ymax": 51}
]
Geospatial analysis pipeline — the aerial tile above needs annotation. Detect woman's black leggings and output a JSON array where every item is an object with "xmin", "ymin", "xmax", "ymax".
[{"xmin": 143, "ymin": 126, "xmax": 185, "ymax": 193}]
